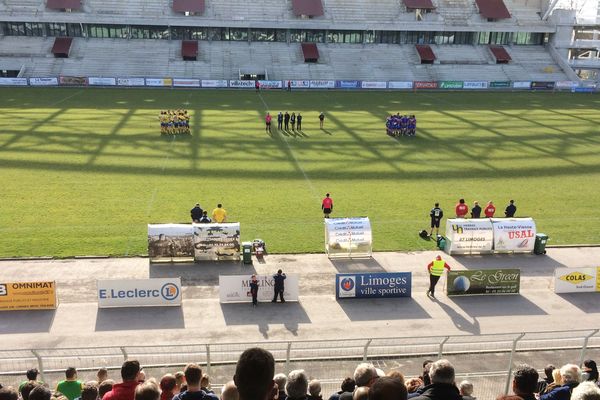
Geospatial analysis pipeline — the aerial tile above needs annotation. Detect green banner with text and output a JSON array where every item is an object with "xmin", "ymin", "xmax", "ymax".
[{"xmin": 440, "ymin": 81, "xmax": 464, "ymax": 89}]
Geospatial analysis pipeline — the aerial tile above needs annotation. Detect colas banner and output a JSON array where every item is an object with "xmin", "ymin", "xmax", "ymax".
[
  {"xmin": 447, "ymin": 269, "xmax": 520, "ymax": 296},
  {"xmin": 554, "ymin": 267, "xmax": 600, "ymax": 293}
]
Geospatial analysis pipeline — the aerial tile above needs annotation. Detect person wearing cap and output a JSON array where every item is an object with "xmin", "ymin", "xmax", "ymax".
[
  {"xmin": 426, "ymin": 255, "xmax": 451, "ymax": 298},
  {"xmin": 249, "ymin": 275, "xmax": 259, "ymax": 307}
]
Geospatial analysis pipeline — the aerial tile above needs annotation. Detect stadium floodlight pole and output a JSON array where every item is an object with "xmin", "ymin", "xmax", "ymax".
[
  {"xmin": 438, "ymin": 336, "xmax": 450, "ymax": 359},
  {"xmin": 286, "ymin": 342, "xmax": 292, "ymax": 373},
  {"xmin": 579, "ymin": 329, "xmax": 599, "ymax": 366},
  {"xmin": 205, "ymin": 344, "xmax": 211, "ymax": 375},
  {"xmin": 504, "ymin": 333, "xmax": 525, "ymax": 395},
  {"xmin": 31, "ymin": 350, "xmax": 45, "ymax": 384},
  {"xmin": 120, "ymin": 346, "xmax": 128, "ymax": 361},
  {"xmin": 362, "ymin": 339, "xmax": 372, "ymax": 361}
]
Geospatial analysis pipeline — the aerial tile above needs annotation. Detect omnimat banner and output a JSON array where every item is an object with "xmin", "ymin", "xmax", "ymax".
[{"xmin": 0, "ymin": 281, "xmax": 57, "ymax": 310}]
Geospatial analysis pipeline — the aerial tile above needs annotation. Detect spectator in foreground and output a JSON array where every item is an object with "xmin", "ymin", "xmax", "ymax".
[
  {"xmin": 411, "ymin": 359, "xmax": 461, "ymax": 400},
  {"xmin": 103, "ymin": 360, "xmax": 141, "ymax": 400},
  {"xmin": 582, "ymin": 360, "xmax": 599, "ymax": 383},
  {"xmin": 538, "ymin": 365, "xmax": 556, "ymax": 395},
  {"xmin": 220, "ymin": 382, "xmax": 238, "ymax": 400},
  {"xmin": 233, "ymin": 348, "xmax": 276, "ymax": 400},
  {"xmin": 21, "ymin": 382, "xmax": 40, "ymax": 400},
  {"xmin": 511, "ymin": 364, "xmax": 538, "ymax": 400},
  {"xmin": 98, "ymin": 368, "xmax": 109, "ymax": 385},
  {"xmin": 29, "ymin": 386, "xmax": 52, "ymax": 400},
  {"xmin": 385, "ymin": 371, "xmax": 404, "ymax": 386},
  {"xmin": 201, "ymin": 375, "xmax": 214, "ymax": 394},
  {"xmin": 172, "ymin": 364, "xmax": 218, "ymax": 400},
  {"xmin": 329, "ymin": 378, "xmax": 355, "ymax": 400},
  {"xmin": 285, "ymin": 370, "xmax": 308, "ymax": 400},
  {"xmin": 369, "ymin": 376, "xmax": 407, "ymax": 400},
  {"xmin": 571, "ymin": 382, "xmax": 600, "ymax": 400},
  {"xmin": 212, "ymin": 204, "xmax": 227, "ymax": 223},
  {"xmin": 160, "ymin": 375, "xmax": 177, "ymax": 400},
  {"xmin": 135, "ymin": 382, "xmax": 160, "ymax": 400},
  {"xmin": 99, "ymin": 381, "xmax": 115, "ymax": 400},
  {"xmin": 353, "ymin": 388, "xmax": 369, "ymax": 400},
  {"xmin": 0, "ymin": 387, "xmax": 18, "ymax": 400},
  {"xmin": 541, "ymin": 364, "xmax": 582, "ymax": 400},
  {"xmin": 20, "ymin": 369, "xmax": 43, "ymax": 392},
  {"xmin": 459, "ymin": 380, "xmax": 476, "ymax": 400},
  {"xmin": 56, "ymin": 368, "xmax": 83, "ymax": 400},
  {"xmin": 542, "ymin": 369, "xmax": 564, "ymax": 395},
  {"xmin": 174, "ymin": 373, "xmax": 185, "ymax": 393},
  {"xmin": 505, "ymin": 200, "xmax": 517, "ymax": 218},
  {"xmin": 405, "ymin": 378, "xmax": 423, "ymax": 395},
  {"xmin": 308, "ymin": 380, "xmax": 322, "ymax": 400},
  {"xmin": 354, "ymin": 364, "xmax": 378, "ymax": 388},
  {"xmin": 273, "ymin": 374, "xmax": 287, "ymax": 400},
  {"xmin": 81, "ymin": 383, "xmax": 99, "ymax": 400}
]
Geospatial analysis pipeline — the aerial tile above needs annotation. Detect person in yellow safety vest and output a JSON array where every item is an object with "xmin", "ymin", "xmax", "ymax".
[{"xmin": 426, "ymin": 255, "xmax": 451, "ymax": 298}]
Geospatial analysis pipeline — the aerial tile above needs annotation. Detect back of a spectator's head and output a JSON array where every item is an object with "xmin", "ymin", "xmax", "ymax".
[
  {"xmin": 513, "ymin": 364, "xmax": 538, "ymax": 396},
  {"xmin": 353, "ymin": 387, "xmax": 369, "ymax": 400},
  {"xmin": 561, "ymin": 364, "xmax": 582, "ymax": 384},
  {"xmin": 459, "ymin": 381, "xmax": 474, "ymax": 397},
  {"xmin": 285, "ymin": 370, "xmax": 308, "ymax": 399},
  {"xmin": 385, "ymin": 371, "xmax": 404, "ymax": 386},
  {"xmin": 20, "ymin": 381, "xmax": 40, "ymax": 400},
  {"xmin": 221, "ymin": 381, "xmax": 239, "ymax": 400},
  {"xmin": 135, "ymin": 381, "xmax": 160, "ymax": 400},
  {"xmin": 545, "ymin": 365, "xmax": 556, "ymax": 381},
  {"xmin": 120, "ymin": 361, "xmax": 141, "ymax": 382},
  {"xmin": 273, "ymin": 374, "xmax": 287, "ymax": 391},
  {"xmin": 429, "ymin": 360, "xmax": 455, "ymax": 385},
  {"xmin": 340, "ymin": 378, "xmax": 355, "ymax": 393},
  {"xmin": 66, "ymin": 367, "xmax": 77, "ymax": 379},
  {"xmin": 201, "ymin": 374, "xmax": 210, "ymax": 388},
  {"xmin": 405, "ymin": 378, "xmax": 422, "ymax": 394},
  {"xmin": 160, "ymin": 375, "xmax": 177, "ymax": 393},
  {"xmin": 354, "ymin": 363, "xmax": 378, "ymax": 387},
  {"xmin": 26, "ymin": 369, "xmax": 39, "ymax": 381},
  {"xmin": 29, "ymin": 386, "xmax": 52, "ymax": 400},
  {"xmin": 175, "ymin": 372, "xmax": 185, "ymax": 387},
  {"xmin": 368, "ymin": 376, "xmax": 407, "ymax": 400},
  {"xmin": 234, "ymin": 348, "xmax": 275, "ymax": 400},
  {"xmin": 308, "ymin": 380, "xmax": 321, "ymax": 397},
  {"xmin": 97, "ymin": 368, "xmax": 108, "ymax": 382},
  {"xmin": 0, "ymin": 387, "xmax": 18, "ymax": 400},
  {"xmin": 421, "ymin": 362, "xmax": 432, "ymax": 386},
  {"xmin": 571, "ymin": 381, "xmax": 600, "ymax": 400},
  {"xmin": 98, "ymin": 380, "xmax": 115, "ymax": 399},
  {"xmin": 184, "ymin": 364, "xmax": 202, "ymax": 387},
  {"xmin": 81, "ymin": 383, "xmax": 99, "ymax": 400}
]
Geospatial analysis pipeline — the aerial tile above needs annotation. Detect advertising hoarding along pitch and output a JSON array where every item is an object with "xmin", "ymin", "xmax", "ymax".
[
  {"xmin": 444, "ymin": 219, "xmax": 494, "ymax": 255},
  {"xmin": 361, "ymin": 81, "xmax": 387, "ymax": 89},
  {"xmin": 201, "ymin": 80, "xmax": 228, "ymax": 88},
  {"xmin": 219, "ymin": 275, "xmax": 299, "ymax": 303},
  {"xmin": 29, "ymin": 77, "xmax": 58, "ymax": 86},
  {"xmin": 88, "ymin": 77, "xmax": 117, "ymax": 86},
  {"xmin": 336, "ymin": 273, "xmax": 411, "ymax": 299},
  {"xmin": 553, "ymin": 267, "xmax": 600, "ymax": 293},
  {"xmin": 447, "ymin": 270, "xmax": 520, "ymax": 296},
  {"xmin": 117, "ymin": 78, "xmax": 145, "ymax": 86},
  {"xmin": 97, "ymin": 278, "xmax": 182, "ymax": 308},
  {"xmin": 388, "ymin": 81, "xmax": 413, "ymax": 89},
  {"xmin": 491, "ymin": 218, "xmax": 536, "ymax": 253},
  {"xmin": 0, "ymin": 281, "xmax": 57, "ymax": 311},
  {"xmin": 325, "ymin": 217, "xmax": 372, "ymax": 258}
]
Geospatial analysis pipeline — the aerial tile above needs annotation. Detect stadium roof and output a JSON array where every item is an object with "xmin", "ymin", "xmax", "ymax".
[
  {"xmin": 292, "ymin": 0, "xmax": 324, "ymax": 17},
  {"xmin": 172, "ymin": 0, "xmax": 205, "ymax": 14},
  {"xmin": 182, "ymin": 40, "xmax": 198, "ymax": 60},
  {"xmin": 415, "ymin": 44, "xmax": 436, "ymax": 62},
  {"xmin": 52, "ymin": 37, "xmax": 73, "ymax": 57},
  {"xmin": 475, "ymin": 0, "xmax": 511, "ymax": 19},
  {"xmin": 301, "ymin": 43, "xmax": 319, "ymax": 62},
  {"xmin": 403, "ymin": 0, "xmax": 436, "ymax": 10},
  {"xmin": 489, "ymin": 45, "xmax": 512, "ymax": 62},
  {"xmin": 47, "ymin": 0, "xmax": 82, "ymax": 10}
]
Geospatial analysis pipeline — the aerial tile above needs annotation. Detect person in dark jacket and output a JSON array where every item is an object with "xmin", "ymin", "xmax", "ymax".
[
  {"xmin": 172, "ymin": 364, "xmax": 218, "ymax": 400},
  {"xmin": 410, "ymin": 359, "xmax": 462, "ymax": 400},
  {"xmin": 272, "ymin": 270, "xmax": 286, "ymax": 303},
  {"xmin": 249, "ymin": 275, "xmax": 259, "ymax": 307},
  {"xmin": 233, "ymin": 348, "xmax": 276, "ymax": 400},
  {"xmin": 328, "ymin": 378, "xmax": 355, "ymax": 400},
  {"xmin": 540, "ymin": 364, "xmax": 581, "ymax": 400},
  {"xmin": 191, "ymin": 203, "xmax": 203, "ymax": 223},
  {"xmin": 284, "ymin": 112, "xmax": 290, "ymax": 131},
  {"xmin": 471, "ymin": 202, "xmax": 482, "ymax": 219},
  {"xmin": 369, "ymin": 377, "xmax": 407, "ymax": 400},
  {"xmin": 511, "ymin": 364, "xmax": 538, "ymax": 400},
  {"xmin": 505, "ymin": 200, "xmax": 517, "ymax": 218}
]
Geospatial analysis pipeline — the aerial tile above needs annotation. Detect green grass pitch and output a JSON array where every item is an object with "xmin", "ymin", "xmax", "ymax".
[{"xmin": 1, "ymin": 88, "xmax": 599, "ymax": 258}]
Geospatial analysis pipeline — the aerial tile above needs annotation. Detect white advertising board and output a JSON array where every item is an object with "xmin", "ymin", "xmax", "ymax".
[
  {"xmin": 555, "ymin": 81, "xmax": 577, "ymax": 89},
  {"xmin": 361, "ymin": 81, "xmax": 387, "ymax": 89},
  {"xmin": 258, "ymin": 80, "xmax": 283, "ymax": 89},
  {"xmin": 201, "ymin": 80, "xmax": 228, "ymax": 88},
  {"xmin": 309, "ymin": 80, "xmax": 335, "ymax": 89},
  {"xmin": 88, "ymin": 77, "xmax": 116, "ymax": 86},
  {"xmin": 146, "ymin": 78, "xmax": 172, "ymax": 87},
  {"xmin": 388, "ymin": 81, "xmax": 413, "ymax": 89},
  {"xmin": 97, "ymin": 278, "xmax": 182, "ymax": 308},
  {"xmin": 491, "ymin": 218, "xmax": 536, "ymax": 253},
  {"xmin": 444, "ymin": 219, "xmax": 494, "ymax": 255},
  {"xmin": 289, "ymin": 80, "xmax": 310, "ymax": 88},
  {"xmin": 463, "ymin": 81, "xmax": 488, "ymax": 89},
  {"xmin": 229, "ymin": 80, "xmax": 255, "ymax": 88},
  {"xmin": 513, "ymin": 81, "xmax": 532, "ymax": 89},
  {"xmin": 0, "ymin": 78, "xmax": 28, "ymax": 86},
  {"xmin": 325, "ymin": 217, "xmax": 372, "ymax": 258},
  {"xmin": 173, "ymin": 78, "xmax": 200, "ymax": 88},
  {"xmin": 219, "ymin": 275, "xmax": 299, "ymax": 303},
  {"xmin": 29, "ymin": 77, "xmax": 58, "ymax": 86},
  {"xmin": 117, "ymin": 78, "xmax": 145, "ymax": 86},
  {"xmin": 554, "ymin": 267, "xmax": 600, "ymax": 293}
]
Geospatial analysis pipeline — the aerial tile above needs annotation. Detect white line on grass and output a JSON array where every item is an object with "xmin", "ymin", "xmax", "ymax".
[{"xmin": 50, "ymin": 89, "xmax": 83, "ymax": 107}]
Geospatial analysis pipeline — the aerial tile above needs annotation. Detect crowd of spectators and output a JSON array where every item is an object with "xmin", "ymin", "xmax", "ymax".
[
  {"xmin": 386, "ymin": 114, "xmax": 416, "ymax": 137},
  {"xmin": 1, "ymin": 353, "xmax": 599, "ymax": 400}
]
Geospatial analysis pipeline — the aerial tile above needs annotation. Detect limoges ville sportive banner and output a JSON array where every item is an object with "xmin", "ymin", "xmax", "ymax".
[
  {"xmin": 447, "ymin": 269, "xmax": 520, "ymax": 296},
  {"xmin": 336, "ymin": 273, "xmax": 411, "ymax": 299},
  {"xmin": 554, "ymin": 267, "xmax": 600, "ymax": 293},
  {"xmin": 0, "ymin": 281, "xmax": 57, "ymax": 311},
  {"xmin": 491, "ymin": 218, "xmax": 536, "ymax": 252},
  {"xmin": 193, "ymin": 223, "xmax": 241, "ymax": 261},
  {"xmin": 444, "ymin": 219, "xmax": 494, "ymax": 255},
  {"xmin": 325, "ymin": 217, "xmax": 372, "ymax": 258},
  {"xmin": 219, "ymin": 274, "xmax": 299, "ymax": 303}
]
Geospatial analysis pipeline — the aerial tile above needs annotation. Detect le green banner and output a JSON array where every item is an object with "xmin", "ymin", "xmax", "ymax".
[
  {"xmin": 447, "ymin": 269, "xmax": 520, "ymax": 296},
  {"xmin": 440, "ymin": 81, "xmax": 463, "ymax": 89}
]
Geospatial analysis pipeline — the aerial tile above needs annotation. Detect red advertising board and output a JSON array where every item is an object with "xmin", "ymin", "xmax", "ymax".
[{"xmin": 414, "ymin": 81, "xmax": 438, "ymax": 89}]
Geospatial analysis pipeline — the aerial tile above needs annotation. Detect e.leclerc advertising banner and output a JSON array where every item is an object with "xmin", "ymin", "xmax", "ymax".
[
  {"xmin": 444, "ymin": 219, "xmax": 494, "ymax": 255},
  {"xmin": 491, "ymin": 218, "xmax": 536, "ymax": 253},
  {"xmin": 0, "ymin": 281, "xmax": 57, "ymax": 311},
  {"xmin": 554, "ymin": 267, "xmax": 600, "ymax": 293},
  {"xmin": 336, "ymin": 273, "xmax": 411, "ymax": 299},
  {"xmin": 219, "ymin": 274, "xmax": 299, "ymax": 303},
  {"xmin": 447, "ymin": 269, "xmax": 520, "ymax": 296},
  {"xmin": 97, "ymin": 278, "xmax": 182, "ymax": 308}
]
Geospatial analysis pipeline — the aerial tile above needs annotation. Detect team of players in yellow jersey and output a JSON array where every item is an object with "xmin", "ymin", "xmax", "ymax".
[{"xmin": 159, "ymin": 110, "xmax": 190, "ymax": 135}]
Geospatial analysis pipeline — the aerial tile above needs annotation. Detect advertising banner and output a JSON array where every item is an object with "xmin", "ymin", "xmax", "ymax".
[
  {"xmin": 325, "ymin": 217, "xmax": 372, "ymax": 258},
  {"xmin": 444, "ymin": 219, "xmax": 494, "ymax": 255},
  {"xmin": 29, "ymin": 77, "xmax": 59, "ymax": 86},
  {"xmin": 59, "ymin": 76, "xmax": 88, "ymax": 86},
  {"xmin": 439, "ymin": 81, "xmax": 464, "ymax": 89},
  {"xmin": 531, "ymin": 81, "xmax": 555, "ymax": 90},
  {"xmin": 512, "ymin": 81, "xmax": 532, "ymax": 89},
  {"xmin": 309, "ymin": 80, "xmax": 336, "ymax": 89},
  {"xmin": 555, "ymin": 81, "xmax": 577, "ymax": 89},
  {"xmin": 0, "ymin": 281, "xmax": 57, "ymax": 311},
  {"xmin": 554, "ymin": 267, "xmax": 600, "ymax": 293},
  {"xmin": 361, "ymin": 81, "xmax": 387, "ymax": 89},
  {"xmin": 148, "ymin": 224, "xmax": 195, "ymax": 261},
  {"xmin": 88, "ymin": 77, "xmax": 117, "ymax": 86},
  {"xmin": 145, "ymin": 78, "xmax": 172, "ymax": 87},
  {"xmin": 173, "ymin": 78, "xmax": 200, "ymax": 88},
  {"xmin": 336, "ymin": 80, "xmax": 361, "ymax": 89},
  {"xmin": 219, "ymin": 274, "xmax": 299, "ymax": 303},
  {"xmin": 573, "ymin": 87, "xmax": 595, "ymax": 93},
  {"xmin": 229, "ymin": 80, "xmax": 255, "ymax": 88},
  {"xmin": 193, "ymin": 223, "xmax": 241, "ymax": 261},
  {"xmin": 336, "ymin": 273, "xmax": 411, "ymax": 299},
  {"xmin": 97, "ymin": 278, "xmax": 182, "ymax": 308},
  {"xmin": 463, "ymin": 81, "xmax": 488, "ymax": 89},
  {"xmin": 201, "ymin": 80, "xmax": 228, "ymax": 88},
  {"xmin": 491, "ymin": 218, "xmax": 536, "ymax": 253},
  {"xmin": 117, "ymin": 78, "xmax": 145, "ymax": 86},
  {"xmin": 258, "ymin": 80, "xmax": 283, "ymax": 89},
  {"xmin": 490, "ymin": 81, "xmax": 511, "ymax": 88},
  {"xmin": 414, "ymin": 81, "xmax": 438, "ymax": 89},
  {"xmin": 0, "ymin": 78, "xmax": 28, "ymax": 86},
  {"xmin": 388, "ymin": 81, "xmax": 413, "ymax": 89},
  {"xmin": 447, "ymin": 269, "xmax": 520, "ymax": 296},
  {"xmin": 289, "ymin": 80, "xmax": 310, "ymax": 88}
]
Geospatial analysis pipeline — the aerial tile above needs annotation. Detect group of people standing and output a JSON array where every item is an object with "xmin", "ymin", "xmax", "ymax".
[
  {"xmin": 429, "ymin": 199, "xmax": 517, "ymax": 236},
  {"xmin": 264, "ymin": 112, "xmax": 326, "ymax": 133},
  {"xmin": 190, "ymin": 203, "xmax": 228, "ymax": 224},
  {"xmin": 249, "ymin": 269, "xmax": 287, "ymax": 307}
]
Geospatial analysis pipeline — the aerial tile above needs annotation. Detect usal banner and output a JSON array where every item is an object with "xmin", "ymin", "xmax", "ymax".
[
  {"xmin": 491, "ymin": 218, "xmax": 536, "ymax": 252},
  {"xmin": 193, "ymin": 223, "xmax": 240, "ymax": 261},
  {"xmin": 554, "ymin": 267, "xmax": 600, "ymax": 293},
  {"xmin": 97, "ymin": 278, "xmax": 182, "ymax": 308},
  {"xmin": 0, "ymin": 281, "xmax": 57, "ymax": 311},
  {"xmin": 336, "ymin": 273, "xmax": 411, "ymax": 299},
  {"xmin": 444, "ymin": 219, "xmax": 494, "ymax": 255},
  {"xmin": 490, "ymin": 81, "xmax": 511, "ymax": 88},
  {"xmin": 531, "ymin": 81, "xmax": 555, "ymax": 90},
  {"xmin": 219, "ymin": 274, "xmax": 299, "ymax": 303},
  {"xmin": 447, "ymin": 269, "xmax": 520, "ymax": 296},
  {"xmin": 147, "ymin": 224, "xmax": 195, "ymax": 261}
]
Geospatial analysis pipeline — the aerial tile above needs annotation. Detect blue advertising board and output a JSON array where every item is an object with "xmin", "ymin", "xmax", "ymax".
[
  {"xmin": 336, "ymin": 273, "xmax": 411, "ymax": 299},
  {"xmin": 336, "ymin": 80, "xmax": 361, "ymax": 89}
]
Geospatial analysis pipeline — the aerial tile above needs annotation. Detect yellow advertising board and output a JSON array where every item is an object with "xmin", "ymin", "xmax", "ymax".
[{"xmin": 0, "ymin": 281, "xmax": 57, "ymax": 311}]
